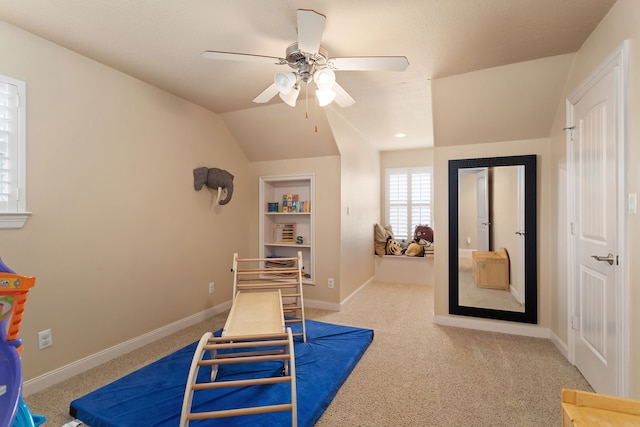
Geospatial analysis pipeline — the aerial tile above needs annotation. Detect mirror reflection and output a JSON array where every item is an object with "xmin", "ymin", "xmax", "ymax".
[
  {"xmin": 448, "ymin": 155, "xmax": 537, "ymax": 324},
  {"xmin": 457, "ymin": 166, "xmax": 525, "ymax": 312}
]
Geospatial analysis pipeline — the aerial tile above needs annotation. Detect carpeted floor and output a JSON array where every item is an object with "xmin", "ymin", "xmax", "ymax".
[
  {"xmin": 24, "ymin": 281, "xmax": 592, "ymax": 426},
  {"xmin": 458, "ymin": 268, "xmax": 524, "ymax": 312}
]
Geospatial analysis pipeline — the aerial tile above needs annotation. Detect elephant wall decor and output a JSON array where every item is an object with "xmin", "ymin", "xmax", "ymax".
[{"xmin": 193, "ymin": 167, "xmax": 234, "ymax": 205}]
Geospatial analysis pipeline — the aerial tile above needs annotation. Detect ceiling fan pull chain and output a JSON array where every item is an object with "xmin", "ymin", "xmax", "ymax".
[
  {"xmin": 305, "ymin": 81, "xmax": 309, "ymax": 118},
  {"xmin": 313, "ymin": 85, "xmax": 318, "ymax": 132}
]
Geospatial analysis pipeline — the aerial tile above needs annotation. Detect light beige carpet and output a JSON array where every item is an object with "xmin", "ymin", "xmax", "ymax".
[
  {"xmin": 458, "ymin": 268, "xmax": 524, "ymax": 312},
  {"xmin": 24, "ymin": 281, "xmax": 591, "ymax": 426}
]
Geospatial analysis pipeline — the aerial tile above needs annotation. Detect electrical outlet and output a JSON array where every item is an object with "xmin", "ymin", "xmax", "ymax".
[
  {"xmin": 208, "ymin": 282, "xmax": 215, "ymax": 293},
  {"xmin": 328, "ymin": 278, "xmax": 334, "ymax": 289},
  {"xmin": 38, "ymin": 329, "xmax": 53, "ymax": 350}
]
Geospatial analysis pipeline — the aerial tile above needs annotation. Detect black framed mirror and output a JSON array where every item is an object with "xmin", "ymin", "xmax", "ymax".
[{"xmin": 448, "ymin": 155, "xmax": 537, "ymax": 324}]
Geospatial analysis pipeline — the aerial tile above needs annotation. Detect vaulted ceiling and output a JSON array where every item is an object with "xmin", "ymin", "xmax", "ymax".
[{"xmin": 0, "ymin": 1, "xmax": 616, "ymax": 160}]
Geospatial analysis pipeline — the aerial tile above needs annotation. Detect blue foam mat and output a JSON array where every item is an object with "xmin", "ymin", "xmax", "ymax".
[{"xmin": 70, "ymin": 319, "xmax": 373, "ymax": 426}]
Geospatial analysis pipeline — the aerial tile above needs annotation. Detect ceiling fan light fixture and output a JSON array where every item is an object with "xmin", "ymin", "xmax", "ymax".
[
  {"xmin": 313, "ymin": 67, "xmax": 336, "ymax": 90},
  {"xmin": 316, "ymin": 88, "xmax": 336, "ymax": 107},
  {"xmin": 280, "ymin": 85, "xmax": 300, "ymax": 107},
  {"xmin": 274, "ymin": 72, "xmax": 297, "ymax": 94}
]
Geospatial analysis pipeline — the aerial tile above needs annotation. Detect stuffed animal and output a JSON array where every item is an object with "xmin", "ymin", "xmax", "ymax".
[
  {"xmin": 374, "ymin": 223, "xmax": 394, "ymax": 256},
  {"xmin": 405, "ymin": 241, "xmax": 424, "ymax": 257},
  {"xmin": 385, "ymin": 236, "xmax": 403, "ymax": 256},
  {"xmin": 414, "ymin": 224, "xmax": 434, "ymax": 243}
]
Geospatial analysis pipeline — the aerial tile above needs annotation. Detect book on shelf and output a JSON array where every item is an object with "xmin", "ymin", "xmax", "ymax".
[
  {"xmin": 281, "ymin": 194, "xmax": 298, "ymax": 213},
  {"xmin": 273, "ymin": 222, "xmax": 296, "ymax": 243},
  {"xmin": 280, "ymin": 194, "xmax": 310, "ymax": 213}
]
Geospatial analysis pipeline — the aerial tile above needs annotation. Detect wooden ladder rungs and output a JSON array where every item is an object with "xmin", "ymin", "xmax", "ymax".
[
  {"xmin": 207, "ymin": 333, "xmax": 288, "ymax": 343},
  {"xmin": 186, "ymin": 403, "xmax": 294, "ymax": 420},
  {"xmin": 203, "ymin": 339, "xmax": 289, "ymax": 350},
  {"xmin": 282, "ymin": 300, "xmax": 301, "ymax": 306},
  {"xmin": 236, "ymin": 268, "xmax": 298, "ymax": 274},
  {"xmin": 192, "ymin": 376, "xmax": 291, "ymax": 390},
  {"xmin": 235, "ymin": 256, "xmax": 298, "ymax": 263},
  {"xmin": 237, "ymin": 273, "xmax": 298, "ymax": 278},
  {"xmin": 236, "ymin": 284, "xmax": 299, "ymax": 290},
  {"xmin": 199, "ymin": 353, "xmax": 290, "ymax": 366},
  {"xmin": 212, "ymin": 349, "xmax": 286, "ymax": 359}
]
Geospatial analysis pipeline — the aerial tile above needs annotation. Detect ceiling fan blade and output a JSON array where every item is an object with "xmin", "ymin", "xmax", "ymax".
[
  {"xmin": 329, "ymin": 56, "xmax": 409, "ymax": 72},
  {"xmin": 333, "ymin": 82, "xmax": 355, "ymax": 108},
  {"xmin": 201, "ymin": 50, "xmax": 284, "ymax": 65},
  {"xmin": 297, "ymin": 9, "xmax": 326, "ymax": 54},
  {"xmin": 253, "ymin": 83, "xmax": 280, "ymax": 104}
]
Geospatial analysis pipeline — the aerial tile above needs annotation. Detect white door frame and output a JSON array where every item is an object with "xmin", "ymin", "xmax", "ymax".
[
  {"xmin": 475, "ymin": 167, "xmax": 490, "ymax": 251},
  {"xmin": 566, "ymin": 42, "xmax": 629, "ymax": 396},
  {"xmin": 513, "ymin": 166, "xmax": 526, "ymax": 304}
]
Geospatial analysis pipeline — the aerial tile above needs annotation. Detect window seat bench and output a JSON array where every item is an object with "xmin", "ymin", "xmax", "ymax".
[{"xmin": 374, "ymin": 254, "xmax": 434, "ymax": 286}]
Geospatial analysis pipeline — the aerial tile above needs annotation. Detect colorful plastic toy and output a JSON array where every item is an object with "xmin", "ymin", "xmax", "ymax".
[{"xmin": 0, "ymin": 258, "xmax": 45, "ymax": 426}]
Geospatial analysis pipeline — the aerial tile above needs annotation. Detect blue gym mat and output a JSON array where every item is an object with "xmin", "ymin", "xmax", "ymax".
[{"xmin": 70, "ymin": 319, "xmax": 373, "ymax": 426}]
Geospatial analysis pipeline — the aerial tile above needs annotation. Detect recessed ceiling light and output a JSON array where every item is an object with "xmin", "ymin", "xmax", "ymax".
[{"xmin": 394, "ymin": 133, "xmax": 407, "ymax": 138}]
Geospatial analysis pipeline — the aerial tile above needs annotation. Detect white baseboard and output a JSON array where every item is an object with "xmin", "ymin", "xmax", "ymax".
[
  {"xmin": 340, "ymin": 276, "xmax": 374, "ymax": 307},
  {"xmin": 23, "ymin": 280, "xmax": 374, "ymax": 397},
  {"xmin": 549, "ymin": 329, "xmax": 570, "ymax": 360},
  {"xmin": 23, "ymin": 300, "xmax": 232, "ymax": 397},
  {"xmin": 304, "ymin": 298, "xmax": 341, "ymax": 311},
  {"xmin": 432, "ymin": 314, "xmax": 550, "ymax": 339}
]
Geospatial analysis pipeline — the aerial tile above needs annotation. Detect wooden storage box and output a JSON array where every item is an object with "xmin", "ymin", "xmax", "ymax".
[
  {"xmin": 562, "ymin": 388, "xmax": 640, "ymax": 426},
  {"xmin": 472, "ymin": 247, "xmax": 509, "ymax": 290}
]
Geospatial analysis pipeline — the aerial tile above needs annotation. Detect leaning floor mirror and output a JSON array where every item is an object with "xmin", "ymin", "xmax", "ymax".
[{"xmin": 448, "ymin": 155, "xmax": 537, "ymax": 324}]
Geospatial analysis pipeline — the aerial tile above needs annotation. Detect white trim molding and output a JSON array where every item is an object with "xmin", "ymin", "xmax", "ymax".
[
  {"xmin": 0, "ymin": 212, "xmax": 31, "ymax": 229},
  {"xmin": 23, "ymin": 300, "xmax": 232, "ymax": 396},
  {"xmin": 433, "ymin": 314, "xmax": 550, "ymax": 339}
]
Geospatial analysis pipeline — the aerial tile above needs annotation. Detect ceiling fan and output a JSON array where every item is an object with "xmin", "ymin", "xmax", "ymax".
[{"xmin": 201, "ymin": 9, "xmax": 409, "ymax": 108}]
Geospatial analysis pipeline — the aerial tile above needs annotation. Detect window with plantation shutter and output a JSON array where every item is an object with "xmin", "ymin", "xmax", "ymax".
[
  {"xmin": 0, "ymin": 74, "xmax": 29, "ymax": 229},
  {"xmin": 385, "ymin": 167, "xmax": 432, "ymax": 241}
]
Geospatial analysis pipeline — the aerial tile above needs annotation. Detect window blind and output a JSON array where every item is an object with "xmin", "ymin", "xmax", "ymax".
[
  {"xmin": 0, "ymin": 81, "xmax": 18, "ymax": 212},
  {"xmin": 386, "ymin": 167, "xmax": 432, "ymax": 240}
]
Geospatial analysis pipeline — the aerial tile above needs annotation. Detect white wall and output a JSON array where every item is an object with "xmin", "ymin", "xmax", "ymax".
[{"xmin": 547, "ymin": 0, "xmax": 640, "ymax": 397}]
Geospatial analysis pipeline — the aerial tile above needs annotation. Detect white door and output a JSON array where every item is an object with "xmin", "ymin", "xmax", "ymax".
[
  {"xmin": 476, "ymin": 168, "xmax": 489, "ymax": 251},
  {"xmin": 513, "ymin": 166, "xmax": 526, "ymax": 304},
  {"xmin": 568, "ymin": 47, "xmax": 625, "ymax": 395}
]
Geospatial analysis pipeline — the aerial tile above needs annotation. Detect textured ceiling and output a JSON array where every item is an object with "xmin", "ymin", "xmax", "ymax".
[{"xmin": 0, "ymin": 0, "xmax": 616, "ymax": 159}]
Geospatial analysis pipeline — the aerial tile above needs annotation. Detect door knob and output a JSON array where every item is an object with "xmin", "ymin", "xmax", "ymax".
[{"xmin": 591, "ymin": 253, "xmax": 615, "ymax": 265}]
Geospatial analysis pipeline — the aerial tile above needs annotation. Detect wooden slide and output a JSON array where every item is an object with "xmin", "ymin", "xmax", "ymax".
[{"xmin": 180, "ymin": 252, "xmax": 306, "ymax": 427}]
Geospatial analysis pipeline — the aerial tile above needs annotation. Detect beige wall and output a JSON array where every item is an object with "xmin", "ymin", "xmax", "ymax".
[
  {"xmin": 4, "ymin": 0, "xmax": 639, "ymax": 399},
  {"xmin": 328, "ymin": 110, "xmax": 381, "ymax": 301},
  {"xmin": 249, "ymin": 156, "xmax": 342, "ymax": 303},
  {"xmin": 491, "ymin": 166, "xmax": 519, "ymax": 256},
  {"xmin": 0, "ymin": 21, "xmax": 252, "ymax": 380},
  {"xmin": 458, "ymin": 173, "xmax": 478, "ymax": 250},
  {"xmin": 433, "ymin": 139, "xmax": 550, "ymax": 325},
  {"xmin": 547, "ymin": 0, "xmax": 640, "ymax": 397}
]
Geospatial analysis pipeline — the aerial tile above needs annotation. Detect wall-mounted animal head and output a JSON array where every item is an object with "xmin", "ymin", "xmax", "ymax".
[{"xmin": 193, "ymin": 167, "xmax": 234, "ymax": 205}]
